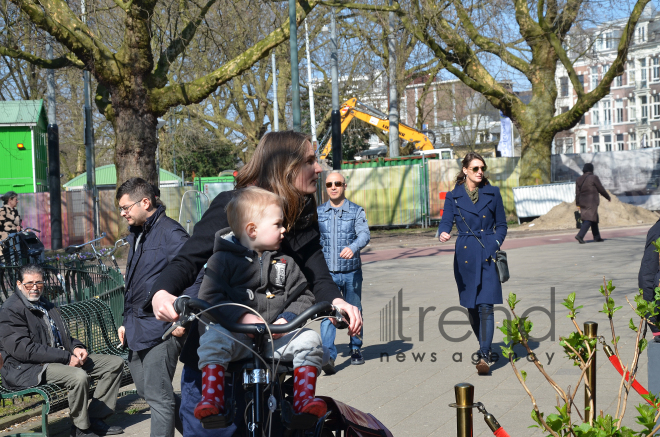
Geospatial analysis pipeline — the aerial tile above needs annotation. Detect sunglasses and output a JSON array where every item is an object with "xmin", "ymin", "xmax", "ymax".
[
  {"xmin": 325, "ymin": 181, "xmax": 345, "ymax": 188},
  {"xmin": 469, "ymin": 166, "xmax": 487, "ymax": 173}
]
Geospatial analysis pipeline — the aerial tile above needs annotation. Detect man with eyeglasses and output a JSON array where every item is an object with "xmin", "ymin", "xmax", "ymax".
[
  {"xmin": 317, "ymin": 172, "xmax": 370, "ymax": 374},
  {"xmin": 0, "ymin": 264, "xmax": 125, "ymax": 437},
  {"xmin": 115, "ymin": 177, "xmax": 190, "ymax": 437}
]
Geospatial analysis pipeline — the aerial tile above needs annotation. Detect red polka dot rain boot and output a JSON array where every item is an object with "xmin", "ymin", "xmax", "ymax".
[
  {"xmin": 194, "ymin": 364, "xmax": 225, "ymax": 419},
  {"xmin": 293, "ymin": 366, "xmax": 327, "ymax": 417}
]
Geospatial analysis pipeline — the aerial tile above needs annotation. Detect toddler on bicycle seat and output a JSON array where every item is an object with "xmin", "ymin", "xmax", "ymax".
[{"xmin": 194, "ymin": 187, "xmax": 327, "ymax": 420}]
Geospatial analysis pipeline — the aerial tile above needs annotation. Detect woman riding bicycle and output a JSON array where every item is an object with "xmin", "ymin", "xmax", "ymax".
[
  {"xmin": 144, "ymin": 131, "xmax": 363, "ymax": 436},
  {"xmin": 0, "ymin": 191, "xmax": 22, "ymax": 241}
]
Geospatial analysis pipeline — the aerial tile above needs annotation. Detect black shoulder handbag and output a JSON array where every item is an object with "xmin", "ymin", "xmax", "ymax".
[{"xmin": 456, "ymin": 204, "xmax": 510, "ymax": 283}]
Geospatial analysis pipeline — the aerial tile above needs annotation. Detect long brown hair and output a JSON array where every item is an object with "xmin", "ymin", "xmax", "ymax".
[
  {"xmin": 455, "ymin": 152, "xmax": 490, "ymax": 186},
  {"xmin": 235, "ymin": 131, "xmax": 312, "ymax": 229}
]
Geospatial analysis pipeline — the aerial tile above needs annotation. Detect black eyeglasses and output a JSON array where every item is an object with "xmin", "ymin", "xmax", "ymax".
[
  {"xmin": 469, "ymin": 166, "xmax": 487, "ymax": 173},
  {"xmin": 325, "ymin": 181, "xmax": 345, "ymax": 188},
  {"xmin": 118, "ymin": 200, "xmax": 141, "ymax": 213}
]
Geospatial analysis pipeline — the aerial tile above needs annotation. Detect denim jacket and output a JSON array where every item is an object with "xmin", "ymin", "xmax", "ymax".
[{"xmin": 317, "ymin": 200, "xmax": 370, "ymax": 272}]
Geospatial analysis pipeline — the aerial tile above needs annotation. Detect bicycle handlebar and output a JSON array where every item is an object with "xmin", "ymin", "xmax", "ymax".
[
  {"xmin": 64, "ymin": 232, "xmax": 107, "ymax": 254},
  {"xmin": 170, "ymin": 296, "xmax": 348, "ymax": 336}
]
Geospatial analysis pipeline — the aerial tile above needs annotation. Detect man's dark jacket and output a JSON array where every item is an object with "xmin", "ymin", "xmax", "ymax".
[
  {"xmin": 0, "ymin": 291, "xmax": 86, "ymax": 390},
  {"xmin": 124, "ymin": 205, "xmax": 189, "ymax": 351},
  {"xmin": 639, "ymin": 219, "xmax": 660, "ymax": 333}
]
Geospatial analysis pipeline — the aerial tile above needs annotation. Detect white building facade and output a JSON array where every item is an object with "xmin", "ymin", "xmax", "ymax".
[{"xmin": 555, "ymin": 10, "xmax": 660, "ymax": 154}]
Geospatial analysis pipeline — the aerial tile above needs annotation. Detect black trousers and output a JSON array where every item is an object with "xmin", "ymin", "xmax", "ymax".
[{"xmin": 577, "ymin": 219, "xmax": 600, "ymax": 240}]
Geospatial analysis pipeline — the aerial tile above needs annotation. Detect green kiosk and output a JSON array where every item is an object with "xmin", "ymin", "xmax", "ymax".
[{"xmin": 0, "ymin": 99, "xmax": 49, "ymax": 194}]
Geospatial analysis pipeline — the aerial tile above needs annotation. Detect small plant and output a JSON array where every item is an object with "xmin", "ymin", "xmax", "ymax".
[{"xmin": 500, "ymin": 279, "xmax": 660, "ymax": 436}]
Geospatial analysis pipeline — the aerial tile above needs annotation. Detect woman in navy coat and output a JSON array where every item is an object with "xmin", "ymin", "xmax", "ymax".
[{"xmin": 437, "ymin": 152, "xmax": 507, "ymax": 374}]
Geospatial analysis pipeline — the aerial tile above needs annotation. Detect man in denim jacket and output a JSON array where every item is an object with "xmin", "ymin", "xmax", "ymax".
[{"xmin": 317, "ymin": 172, "xmax": 370, "ymax": 374}]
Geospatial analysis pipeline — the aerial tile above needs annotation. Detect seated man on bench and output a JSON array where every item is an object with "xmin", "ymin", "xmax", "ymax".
[{"xmin": 0, "ymin": 264, "xmax": 125, "ymax": 437}]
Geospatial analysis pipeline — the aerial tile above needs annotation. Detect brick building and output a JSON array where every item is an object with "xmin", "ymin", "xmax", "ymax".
[{"xmin": 555, "ymin": 9, "xmax": 660, "ymax": 154}]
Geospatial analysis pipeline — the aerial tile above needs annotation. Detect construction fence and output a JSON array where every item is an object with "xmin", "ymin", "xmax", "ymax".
[
  {"xmin": 17, "ymin": 149, "xmax": 660, "ymax": 242},
  {"xmin": 16, "ymin": 186, "xmax": 200, "ymax": 249}
]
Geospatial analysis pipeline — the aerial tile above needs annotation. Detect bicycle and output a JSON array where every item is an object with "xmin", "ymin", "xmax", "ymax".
[
  {"xmin": 169, "ymin": 296, "xmax": 393, "ymax": 437},
  {"xmin": 0, "ymin": 227, "xmax": 44, "ymax": 266}
]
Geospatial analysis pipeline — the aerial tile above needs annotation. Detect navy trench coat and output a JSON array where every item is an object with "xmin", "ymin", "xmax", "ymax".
[{"xmin": 437, "ymin": 183, "xmax": 508, "ymax": 308}]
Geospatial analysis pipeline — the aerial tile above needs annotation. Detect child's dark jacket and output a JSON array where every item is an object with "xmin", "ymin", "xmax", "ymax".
[{"xmin": 198, "ymin": 228, "xmax": 315, "ymax": 325}]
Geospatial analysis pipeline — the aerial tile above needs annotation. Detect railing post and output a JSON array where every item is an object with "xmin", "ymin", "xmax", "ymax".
[
  {"xmin": 584, "ymin": 321, "xmax": 598, "ymax": 423},
  {"xmin": 455, "ymin": 382, "xmax": 474, "ymax": 437}
]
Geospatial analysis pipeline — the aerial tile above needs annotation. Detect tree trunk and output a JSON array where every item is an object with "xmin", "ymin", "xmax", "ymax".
[
  {"xmin": 112, "ymin": 95, "xmax": 159, "ymax": 187},
  {"xmin": 518, "ymin": 125, "xmax": 555, "ymax": 186}
]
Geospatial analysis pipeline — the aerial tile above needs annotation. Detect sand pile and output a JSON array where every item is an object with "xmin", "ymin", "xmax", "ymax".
[{"xmin": 525, "ymin": 192, "xmax": 659, "ymax": 231}]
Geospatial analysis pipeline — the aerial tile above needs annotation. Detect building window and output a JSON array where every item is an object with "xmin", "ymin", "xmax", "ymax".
[
  {"xmin": 561, "ymin": 106, "xmax": 569, "ymax": 114},
  {"xmin": 592, "ymin": 102, "xmax": 600, "ymax": 125},
  {"xmin": 617, "ymin": 134, "xmax": 624, "ymax": 150},
  {"xmin": 560, "ymin": 77, "xmax": 569, "ymax": 97},
  {"xmin": 593, "ymin": 135, "xmax": 600, "ymax": 152},
  {"xmin": 564, "ymin": 138, "xmax": 574, "ymax": 154},
  {"xmin": 629, "ymin": 97, "xmax": 637, "ymax": 121},
  {"xmin": 440, "ymin": 133, "xmax": 451, "ymax": 144},
  {"xmin": 603, "ymin": 100, "xmax": 611, "ymax": 126},
  {"xmin": 655, "ymin": 131, "xmax": 660, "ymax": 148},
  {"xmin": 641, "ymin": 95, "xmax": 649, "ymax": 124},
  {"xmin": 628, "ymin": 61, "xmax": 636, "ymax": 84},
  {"xmin": 640, "ymin": 58, "xmax": 648, "ymax": 88},
  {"xmin": 615, "ymin": 74, "xmax": 623, "ymax": 87},
  {"xmin": 579, "ymin": 137, "xmax": 587, "ymax": 153},
  {"xmin": 604, "ymin": 134, "xmax": 612, "ymax": 151},
  {"xmin": 615, "ymin": 99, "xmax": 624, "ymax": 122},
  {"xmin": 630, "ymin": 132, "xmax": 637, "ymax": 149},
  {"xmin": 591, "ymin": 66, "xmax": 599, "ymax": 89},
  {"xmin": 554, "ymin": 138, "xmax": 563, "ymax": 155},
  {"xmin": 579, "ymin": 115, "xmax": 586, "ymax": 125},
  {"xmin": 604, "ymin": 32, "xmax": 612, "ymax": 49},
  {"xmin": 638, "ymin": 26, "xmax": 646, "ymax": 43},
  {"xmin": 654, "ymin": 57, "xmax": 660, "ymax": 81},
  {"xmin": 578, "ymin": 74, "xmax": 585, "ymax": 89}
]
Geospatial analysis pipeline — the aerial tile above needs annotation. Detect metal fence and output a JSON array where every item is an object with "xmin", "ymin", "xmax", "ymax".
[
  {"xmin": 0, "ymin": 260, "xmax": 126, "ymax": 326},
  {"xmin": 16, "ymin": 186, "xmax": 205, "ymax": 249}
]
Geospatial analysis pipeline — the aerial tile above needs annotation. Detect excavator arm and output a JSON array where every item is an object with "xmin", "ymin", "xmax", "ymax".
[{"xmin": 318, "ymin": 98, "xmax": 435, "ymax": 160}]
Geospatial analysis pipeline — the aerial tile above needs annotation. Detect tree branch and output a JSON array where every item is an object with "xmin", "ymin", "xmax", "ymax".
[
  {"xmin": 151, "ymin": 0, "xmax": 220, "ymax": 87},
  {"xmin": 0, "ymin": 45, "xmax": 84, "ymax": 69},
  {"xmin": 149, "ymin": 0, "xmax": 319, "ymax": 113}
]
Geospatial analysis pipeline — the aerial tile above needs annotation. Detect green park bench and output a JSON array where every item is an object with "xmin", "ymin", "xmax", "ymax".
[{"xmin": 0, "ymin": 298, "xmax": 133, "ymax": 437}]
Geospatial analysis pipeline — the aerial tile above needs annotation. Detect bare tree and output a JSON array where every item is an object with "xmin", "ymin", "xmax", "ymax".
[
  {"xmin": 382, "ymin": 0, "xmax": 651, "ymax": 184},
  {"xmin": 0, "ymin": 0, "xmax": 326, "ymax": 186}
]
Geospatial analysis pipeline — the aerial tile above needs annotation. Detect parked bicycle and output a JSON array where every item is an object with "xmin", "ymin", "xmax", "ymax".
[
  {"xmin": 0, "ymin": 227, "xmax": 44, "ymax": 266},
  {"xmin": 170, "ymin": 296, "xmax": 392, "ymax": 437}
]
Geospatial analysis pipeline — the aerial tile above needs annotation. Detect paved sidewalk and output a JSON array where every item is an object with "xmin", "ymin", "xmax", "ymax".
[{"xmin": 2, "ymin": 225, "xmax": 655, "ymax": 436}]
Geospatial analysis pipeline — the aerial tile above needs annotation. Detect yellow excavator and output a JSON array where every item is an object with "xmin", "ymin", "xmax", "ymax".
[{"xmin": 318, "ymin": 98, "xmax": 436, "ymax": 160}]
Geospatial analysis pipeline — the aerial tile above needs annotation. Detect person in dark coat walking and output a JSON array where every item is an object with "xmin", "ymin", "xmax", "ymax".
[
  {"xmin": 115, "ymin": 178, "xmax": 189, "ymax": 437},
  {"xmin": 0, "ymin": 264, "xmax": 124, "ymax": 437},
  {"xmin": 437, "ymin": 152, "xmax": 507, "ymax": 375},
  {"xmin": 575, "ymin": 163, "xmax": 611, "ymax": 244}
]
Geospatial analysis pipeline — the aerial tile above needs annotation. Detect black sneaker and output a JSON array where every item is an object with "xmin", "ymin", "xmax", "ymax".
[
  {"xmin": 90, "ymin": 419, "xmax": 123, "ymax": 436},
  {"xmin": 351, "ymin": 349, "xmax": 365, "ymax": 365},
  {"xmin": 322, "ymin": 358, "xmax": 337, "ymax": 375},
  {"xmin": 70, "ymin": 426, "xmax": 99, "ymax": 437}
]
